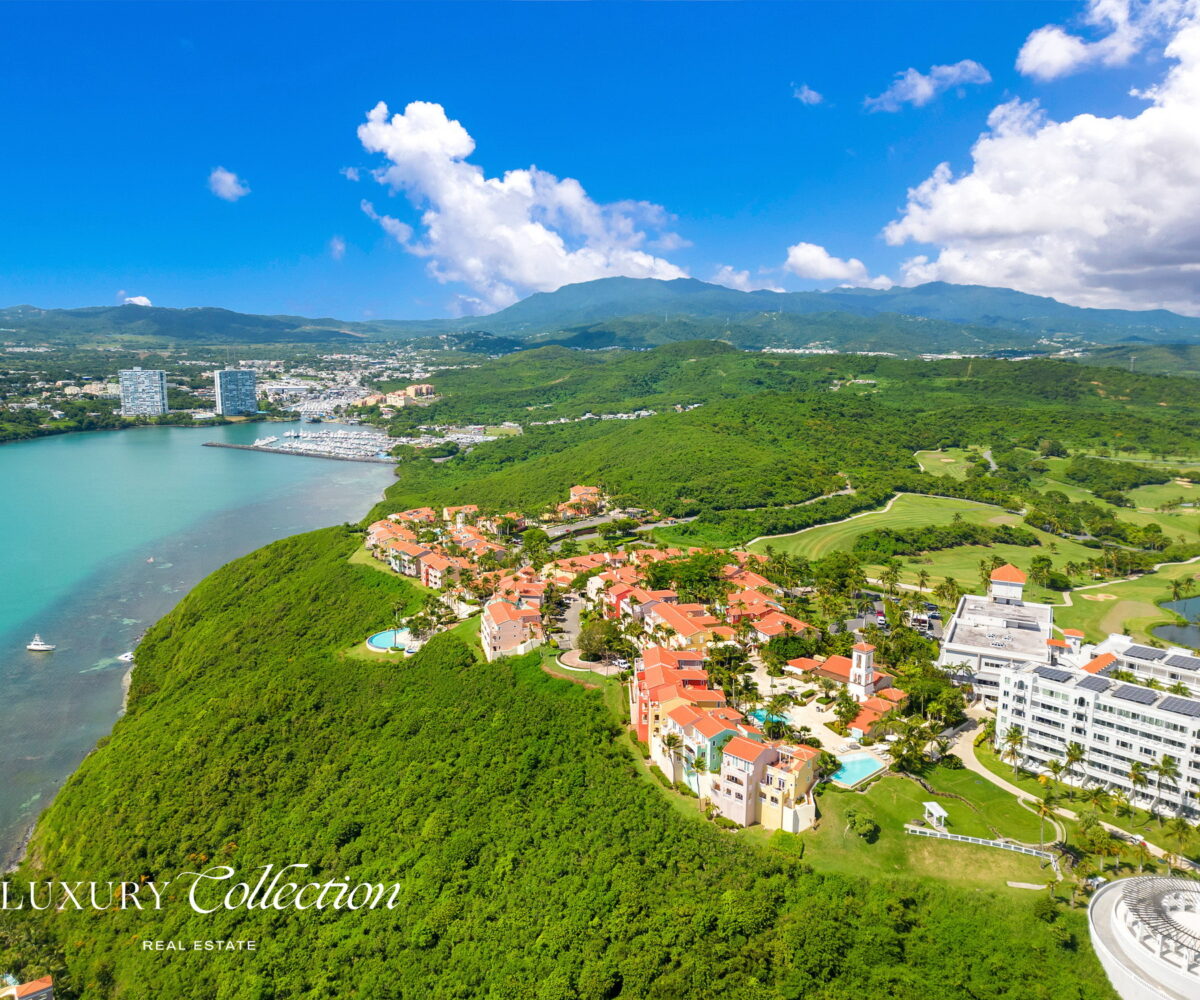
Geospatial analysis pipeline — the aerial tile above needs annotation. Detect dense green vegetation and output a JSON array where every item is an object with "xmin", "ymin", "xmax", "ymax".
[
  {"xmin": 1061, "ymin": 455, "xmax": 1172, "ymax": 494},
  {"xmin": 14, "ymin": 276, "xmax": 1200, "ymax": 351},
  {"xmin": 850, "ymin": 521, "xmax": 1039, "ymax": 560},
  {"xmin": 0, "ymin": 527, "xmax": 1116, "ymax": 998},
  {"xmin": 371, "ymin": 343, "xmax": 1200, "ymax": 549}
]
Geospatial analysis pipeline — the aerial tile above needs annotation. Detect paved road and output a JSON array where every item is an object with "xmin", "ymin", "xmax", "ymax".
[
  {"xmin": 556, "ymin": 593, "xmax": 583, "ymax": 650},
  {"xmin": 953, "ymin": 714, "xmax": 1196, "ymax": 868}
]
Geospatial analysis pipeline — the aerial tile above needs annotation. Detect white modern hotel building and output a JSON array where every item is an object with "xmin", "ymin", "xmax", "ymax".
[{"xmin": 939, "ymin": 566, "xmax": 1200, "ymax": 817}]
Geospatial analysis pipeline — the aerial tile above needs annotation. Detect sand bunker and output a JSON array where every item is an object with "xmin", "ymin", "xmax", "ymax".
[{"xmin": 1081, "ymin": 593, "xmax": 1119, "ymax": 602}]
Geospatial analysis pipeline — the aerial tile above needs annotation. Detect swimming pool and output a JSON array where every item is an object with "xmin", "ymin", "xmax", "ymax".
[
  {"xmin": 366, "ymin": 628, "xmax": 414, "ymax": 652},
  {"xmin": 748, "ymin": 709, "xmax": 789, "ymax": 726},
  {"xmin": 831, "ymin": 751, "xmax": 885, "ymax": 787}
]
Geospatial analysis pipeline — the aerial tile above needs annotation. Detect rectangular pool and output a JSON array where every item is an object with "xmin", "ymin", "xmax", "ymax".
[{"xmin": 831, "ymin": 751, "xmax": 885, "ymax": 787}]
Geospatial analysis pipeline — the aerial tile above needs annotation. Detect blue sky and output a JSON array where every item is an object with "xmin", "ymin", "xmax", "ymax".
[{"xmin": 3, "ymin": 1, "xmax": 1196, "ymax": 318}]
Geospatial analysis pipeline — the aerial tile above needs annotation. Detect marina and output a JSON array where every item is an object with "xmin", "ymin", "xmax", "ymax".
[{"xmin": 204, "ymin": 427, "xmax": 397, "ymax": 464}]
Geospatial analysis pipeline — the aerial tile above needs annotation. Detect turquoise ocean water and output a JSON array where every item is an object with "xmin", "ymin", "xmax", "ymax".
[{"xmin": 0, "ymin": 421, "xmax": 394, "ymax": 866}]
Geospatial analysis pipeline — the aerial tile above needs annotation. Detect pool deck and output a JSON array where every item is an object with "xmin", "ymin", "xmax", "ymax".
[{"xmin": 830, "ymin": 752, "xmax": 888, "ymax": 789}]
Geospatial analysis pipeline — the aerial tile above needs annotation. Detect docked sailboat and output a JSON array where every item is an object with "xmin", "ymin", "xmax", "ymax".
[{"xmin": 26, "ymin": 634, "xmax": 55, "ymax": 651}]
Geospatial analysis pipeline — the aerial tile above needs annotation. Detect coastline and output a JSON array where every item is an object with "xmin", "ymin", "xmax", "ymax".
[{"xmin": 0, "ymin": 428, "xmax": 395, "ymax": 874}]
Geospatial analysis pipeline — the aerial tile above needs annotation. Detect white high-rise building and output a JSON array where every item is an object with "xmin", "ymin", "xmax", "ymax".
[
  {"xmin": 995, "ymin": 660, "xmax": 1200, "ymax": 818},
  {"xmin": 118, "ymin": 368, "xmax": 167, "ymax": 416},
  {"xmin": 214, "ymin": 369, "xmax": 257, "ymax": 416}
]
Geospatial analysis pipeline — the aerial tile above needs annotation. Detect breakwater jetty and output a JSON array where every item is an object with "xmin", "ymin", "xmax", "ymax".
[{"xmin": 203, "ymin": 442, "xmax": 396, "ymax": 465}]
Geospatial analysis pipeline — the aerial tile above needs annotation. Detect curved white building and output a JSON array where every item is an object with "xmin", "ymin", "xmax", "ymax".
[{"xmin": 1088, "ymin": 876, "xmax": 1200, "ymax": 1000}]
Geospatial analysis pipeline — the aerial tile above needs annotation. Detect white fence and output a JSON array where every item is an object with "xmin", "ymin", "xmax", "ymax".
[{"xmin": 906, "ymin": 825, "xmax": 1061, "ymax": 876}]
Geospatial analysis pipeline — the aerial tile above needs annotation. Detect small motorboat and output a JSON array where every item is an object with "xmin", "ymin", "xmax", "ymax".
[
  {"xmin": 117, "ymin": 651, "xmax": 135, "ymax": 662},
  {"xmin": 26, "ymin": 634, "xmax": 56, "ymax": 652}
]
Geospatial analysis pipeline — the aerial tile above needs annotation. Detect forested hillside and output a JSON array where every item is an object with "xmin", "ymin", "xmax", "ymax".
[
  {"xmin": 11, "ymin": 276, "xmax": 1200, "ymax": 351},
  {"xmin": 0, "ymin": 528, "xmax": 1116, "ymax": 999},
  {"xmin": 373, "ymin": 344, "xmax": 1200, "ymax": 543}
]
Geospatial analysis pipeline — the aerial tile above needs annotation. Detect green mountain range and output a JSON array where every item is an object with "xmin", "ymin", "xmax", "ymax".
[{"xmin": 6, "ymin": 277, "xmax": 1200, "ymax": 354}]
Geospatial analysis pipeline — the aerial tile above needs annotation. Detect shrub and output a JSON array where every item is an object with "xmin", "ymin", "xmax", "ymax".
[
  {"xmin": 1032, "ymin": 895, "xmax": 1059, "ymax": 924},
  {"xmin": 713, "ymin": 815, "xmax": 740, "ymax": 830},
  {"xmin": 649, "ymin": 765, "xmax": 671, "ymax": 788},
  {"xmin": 939, "ymin": 754, "xmax": 965, "ymax": 770}
]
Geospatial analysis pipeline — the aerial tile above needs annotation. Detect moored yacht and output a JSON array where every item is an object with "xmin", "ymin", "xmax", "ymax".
[{"xmin": 26, "ymin": 634, "xmax": 55, "ymax": 651}]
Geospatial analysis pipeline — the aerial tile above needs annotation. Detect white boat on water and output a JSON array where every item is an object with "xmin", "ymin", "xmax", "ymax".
[
  {"xmin": 26, "ymin": 634, "xmax": 55, "ymax": 651},
  {"xmin": 117, "ymin": 651, "xmax": 135, "ymax": 662}
]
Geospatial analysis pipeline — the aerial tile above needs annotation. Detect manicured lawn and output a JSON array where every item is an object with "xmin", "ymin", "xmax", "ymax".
[
  {"xmin": 1054, "ymin": 558, "xmax": 1200, "ymax": 643},
  {"xmin": 922, "ymin": 766, "xmax": 1043, "ymax": 843},
  {"xmin": 771, "ymin": 776, "xmax": 1054, "ymax": 892},
  {"xmin": 974, "ymin": 743, "xmax": 1200, "ymax": 862},
  {"xmin": 749, "ymin": 493, "xmax": 1094, "ymax": 602},
  {"xmin": 914, "ymin": 447, "xmax": 976, "ymax": 479},
  {"xmin": 1125, "ymin": 479, "xmax": 1199, "ymax": 512},
  {"xmin": 751, "ymin": 495, "xmax": 1009, "ymax": 559}
]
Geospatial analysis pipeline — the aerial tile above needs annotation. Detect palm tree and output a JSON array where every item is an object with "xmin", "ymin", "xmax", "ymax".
[
  {"xmin": 1153, "ymin": 754, "xmax": 1181, "ymax": 816},
  {"xmin": 1046, "ymin": 759, "xmax": 1066, "ymax": 792},
  {"xmin": 1165, "ymin": 815, "xmax": 1194, "ymax": 852},
  {"xmin": 1127, "ymin": 761, "xmax": 1150, "ymax": 806},
  {"xmin": 690, "ymin": 754, "xmax": 709, "ymax": 810},
  {"xmin": 661, "ymin": 732, "xmax": 683, "ymax": 780},
  {"xmin": 1002, "ymin": 725, "xmax": 1025, "ymax": 774},
  {"xmin": 1110, "ymin": 788, "xmax": 1132, "ymax": 819},
  {"xmin": 1036, "ymin": 793, "xmax": 1059, "ymax": 851},
  {"xmin": 1132, "ymin": 840, "xmax": 1152, "ymax": 874},
  {"xmin": 1064, "ymin": 742, "xmax": 1086, "ymax": 791},
  {"xmin": 916, "ymin": 568, "xmax": 930, "ymax": 594}
]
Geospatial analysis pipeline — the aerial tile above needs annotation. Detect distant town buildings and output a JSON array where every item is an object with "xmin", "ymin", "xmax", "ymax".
[
  {"xmin": 214, "ymin": 369, "xmax": 258, "ymax": 415},
  {"xmin": 118, "ymin": 367, "xmax": 167, "ymax": 416}
]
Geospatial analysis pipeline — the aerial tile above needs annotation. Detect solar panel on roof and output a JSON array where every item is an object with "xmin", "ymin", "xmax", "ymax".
[
  {"xmin": 1164, "ymin": 654, "xmax": 1200, "ymax": 672},
  {"xmin": 1125, "ymin": 645, "xmax": 1167, "ymax": 661},
  {"xmin": 1076, "ymin": 675, "xmax": 1110, "ymax": 692},
  {"xmin": 1035, "ymin": 666, "xmax": 1073, "ymax": 683},
  {"xmin": 1113, "ymin": 684, "xmax": 1158, "ymax": 705},
  {"xmin": 1158, "ymin": 695, "xmax": 1200, "ymax": 718}
]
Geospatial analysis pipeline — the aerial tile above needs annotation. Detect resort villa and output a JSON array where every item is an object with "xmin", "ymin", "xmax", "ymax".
[{"xmin": 481, "ymin": 599, "xmax": 544, "ymax": 662}]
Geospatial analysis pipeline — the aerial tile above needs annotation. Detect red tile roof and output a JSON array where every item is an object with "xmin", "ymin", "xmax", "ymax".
[
  {"xmin": 722, "ymin": 735, "xmax": 771, "ymax": 763},
  {"xmin": 853, "ymin": 642, "xmax": 875, "ymax": 652},
  {"xmin": 1083, "ymin": 651, "xmax": 1117, "ymax": 674},
  {"xmin": 990, "ymin": 563, "xmax": 1027, "ymax": 583},
  {"xmin": 666, "ymin": 704, "xmax": 704, "ymax": 728},
  {"xmin": 1061, "ymin": 628, "xmax": 1085, "ymax": 637},
  {"xmin": 13, "ymin": 978, "xmax": 54, "ymax": 999}
]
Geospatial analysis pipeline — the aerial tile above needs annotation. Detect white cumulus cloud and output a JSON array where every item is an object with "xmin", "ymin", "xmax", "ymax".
[
  {"xmin": 783, "ymin": 242, "xmax": 892, "ymax": 289},
  {"xmin": 793, "ymin": 84, "xmax": 823, "ymax": 105},
  {"xmin": 123, "ymin": 295, "xmax": 152, "ymax": 307},
  {"xmin": 208, "ymin": 166, "xmax": 250, "ymax": 202},
  {"xmin": 864, "ymin": 59, "xmax": 991, "ymax": 111},
  {"xmin": 711, "ymin": 266, "xmax": 784, "ymax": 292},
  {"xmin": 885, "ymin": 12, "xmax": 1200, "ymax": 315},
  {"xmin": 329, "ymin": 236, "xmax": 347, "ymax": 260},
  {"xmin": 1017, "ymin": 0, "xmax": 1192, "ymax": 80},
  {"xmin": 339, "ymin": 166, "xmax": 361, "ymax": 182},
  {"xmin": 356, "ymin": 100, "xmax": 687, "ymax": 311}
]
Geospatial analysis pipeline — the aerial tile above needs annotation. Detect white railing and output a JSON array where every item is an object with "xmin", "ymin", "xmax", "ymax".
[{"xmin": 905, "ymin": 825, "xmax": 1060, "ymax": 876}]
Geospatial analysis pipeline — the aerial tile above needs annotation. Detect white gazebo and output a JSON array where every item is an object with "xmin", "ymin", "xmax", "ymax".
[{"xmin": 923, "ymin": 801, "xmax": 949, "ymax": 829}]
